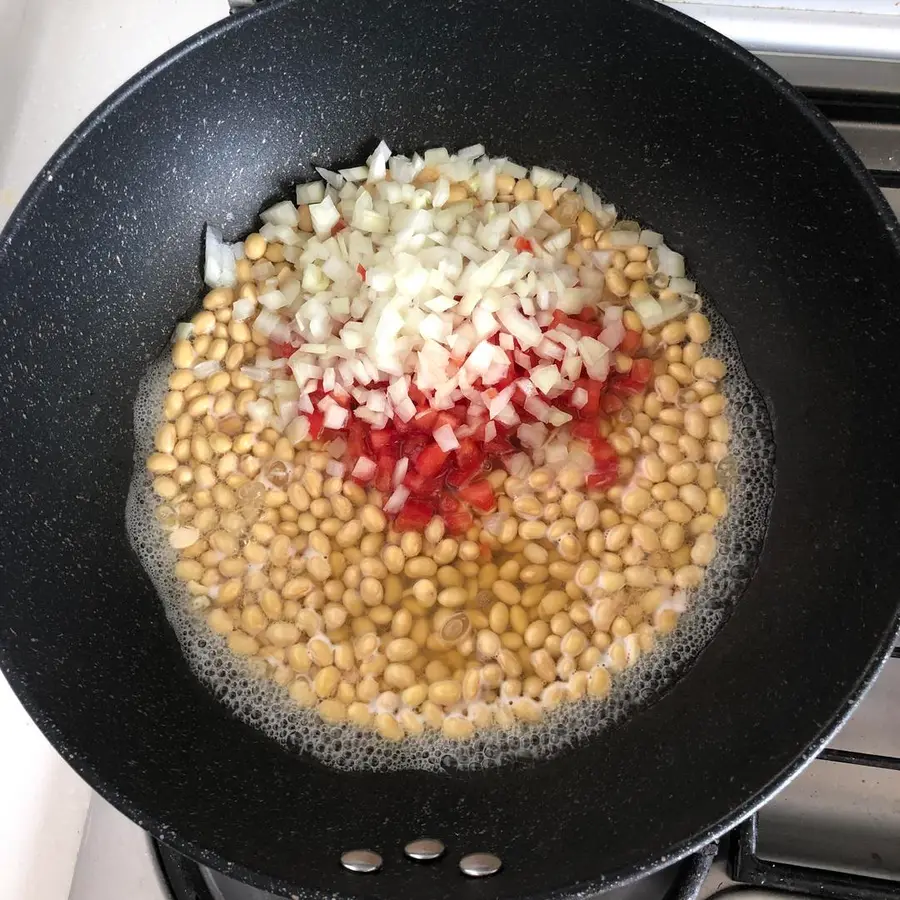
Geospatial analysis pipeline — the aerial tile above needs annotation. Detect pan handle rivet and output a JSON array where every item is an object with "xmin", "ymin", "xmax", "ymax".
[
  {"xmin": 340, "ymin": 849, "xmax": 382, "ymax": 873},
  {"xmin": 459, "ymin": 852, "xmax": 502, "ymax": 877},
  {"xmin": 405, "ymin": 838, "xmax": 445, "ymax": 861}
]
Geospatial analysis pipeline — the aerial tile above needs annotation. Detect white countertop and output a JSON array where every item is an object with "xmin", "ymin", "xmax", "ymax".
[
  {"xmin": 0, "ymin": 6, "xmax": 225, "ymax": 897},
  {"xmin": 0, "ymin": 2, "xmax": 897, "ymax": 900}
]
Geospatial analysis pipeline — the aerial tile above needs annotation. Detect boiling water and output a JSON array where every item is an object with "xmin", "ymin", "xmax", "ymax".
[{"xmin": 126, "ymin": 302, "xmax": 774, "ymax": 771}]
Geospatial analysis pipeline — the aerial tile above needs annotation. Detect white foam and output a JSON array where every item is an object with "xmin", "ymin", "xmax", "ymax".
[{"xmin": 126, "ymin": 298, "xmax": 774, "ymax": 772}]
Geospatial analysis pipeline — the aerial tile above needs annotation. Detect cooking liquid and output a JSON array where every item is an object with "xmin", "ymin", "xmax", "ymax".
[{"xmin": 126, "ymin": 302, "xmax": 774, "ymax": 771}]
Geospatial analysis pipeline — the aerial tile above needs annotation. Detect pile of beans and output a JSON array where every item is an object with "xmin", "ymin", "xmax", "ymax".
[{"xmin": 146, "ymin": 198, "xmax": 731, "ymax": 744}]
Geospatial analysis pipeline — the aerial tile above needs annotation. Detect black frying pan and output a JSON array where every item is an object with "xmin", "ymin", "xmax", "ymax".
[{"xmin": 1, "ymin": 1, "xmax": 898, "ymax": 898}]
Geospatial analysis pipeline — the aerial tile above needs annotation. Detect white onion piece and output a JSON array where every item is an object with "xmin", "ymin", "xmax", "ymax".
[
  {"xmin": 309, "ymin": 196, "xmax": 340, "ymax": 236},
  {"xmin": 316, "ymin": 167, "xmax": 344, "ymax": 189},
  {"xmin": 247, "ymin": 399, "xmax": 274, "ymax": 422},
  {"xmin": 657, "ymin": 245, "xmax": 686, "ymax": 277},
  {"xmin": 261, "ymin": 201, "xmax": 299, "ymax": 227},
  {"xmin": 669, "ymin": 277, "xmax": 696, "ymax": 294},
  {"xmin": 204, "ymin": 225, "xmax": 237, "ymax": 289},
  {"xmin": 285, "ymin": 416, "xmax": 310, "ymax": 445},
  {"xmin": 232, "ymin": 297, "xmax": 256, "ymax": 321},
  {"xmin": 393, "ymin": 457, "xmax": 409, "ymax": 487},
  {"xmin": 384, "ymin": 485, "xmax": 410, "ymax": 515},
  {"xmin": 325, "ymin": 459, "xmax": 346, "ymax": 477},
  {"xmin": 192, "ymin": 359, "xmax": 221, "ymax": 379},
  {"xmin": 434, "ymin": 424, "xmax": 459, "ymax": 451},
  {"xmin": 323, "ymin": 405, "xmax": 348, "ymax": 429},
  {"xmin": 631, "ymin": 295, "xmax": 665, "ymax": 328},
  {"xmin": 241, "ymin": 365, "xmax": 272, "ymax": 382},
  {"xmin": 296, "ymin": 181, "xmax": 326, "ymax": 205},
  {"xmin": 530, "ymin": 166, "xmax": 564, "ymax": 189},
  {"xmin": 352, "ymin": 456, "xmax": 376, "ymax": 481}
]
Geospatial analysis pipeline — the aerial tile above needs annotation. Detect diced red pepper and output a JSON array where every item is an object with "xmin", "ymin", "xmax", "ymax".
[
  {"xmin": 446, "ymin": 464, "xmax": 482, "ymax": 489},
  {"xmin": 369, "ymin": 427, "xmax": 394, "ymax": 452},
  {"xmin": 270, "ymin": 340, "xmax": 295, "ymax": 360},
  {"xmin": 587, "ymin": 458, "xmax": 619, "ymax": 490},
  {"xmin": 619, "ymin": 329, "xmax": 642, "ymax": 355},
  {"xmin": 589, "ymin": 437, "xmax": 617, "ymax": 464},
  {"xmin": 331, "ymin": 220, "xmax": 347, "ymax": 235},
  {"xmin": 395, "ymin": 499, "xmax": 433, "ymax": 532},
  {"xmin": 576, "ymin": 306, "xmax": 598, "ymax": 323},
  {"xmin": 308, "ymin": 410, "xmax": 324, "ymax": 440},
  {"xmin": 444, "ymin": 507, "xmax": 474, "ymax": 535},
  {"xmin": 455, "ymin": 438, "xmax": 484, "ymax": 472},
  {"xmin": 438, "ymin": 494, "xmax": 462, "ymax": 514},
  {"xmin": 459, "ymin": 479, "xmax": 496, "ymax": 513},
  {"xmin": 631, "ymin": 357, "xmax": 653, "ymax": 383},
  {"xmin": 612, "ymin": 357, "xmax": 654, "ymax": 396},
  {"xmin": 407, "ymin": 384, "xmax": 427, "ymax": 407},
  {"xmin": 357, "ymin": 263, "xmax": 366, "ymax": 280},
  {"xmin": 346, "ymin": 420, "xmax": 368, "ymax": 461},
  {"xmin": 574, "ymin": 378, "xmax": 605, "ymax": 417},
  {"xmin": 514, "ymin": 237, "xmax": 533, "ymax": 253},
  {"xmin": 404, "ymin": 470, "xmax": 443, "ymax": 497},
  {"xmin": 413, "ymin": 443, "xmax": 448, "ymax": 479},
  {"xmin": 374, "ymin": 455, "xmax": 395, "ymax": 493},
  {"xmin": 550, "ymin": 309, "xmax": 601, "ymax": 339},
  {"xmin": 572, "ymin": 420, "xmax": 598, "ymax": 440},
  {"xmin": 483, "ymin": 435, "xmax": 516, "ymax": 456},
  {"xmin": 412, "ymin": 408, "xmax": 439, "ymax": 431},
  {"xmin": 600, "ymin": 393, "xmax": 624, "ymax": 414}
]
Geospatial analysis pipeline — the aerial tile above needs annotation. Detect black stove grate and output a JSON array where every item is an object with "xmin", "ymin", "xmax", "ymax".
[{"xmin": 728, "ymin": 643, "xmax": 900, "ymax": 900}]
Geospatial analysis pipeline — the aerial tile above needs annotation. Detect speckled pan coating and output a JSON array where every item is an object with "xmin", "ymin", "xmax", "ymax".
[{"xmin": 0, "ymin": 1, "xmax": 899, "ymax": 898}]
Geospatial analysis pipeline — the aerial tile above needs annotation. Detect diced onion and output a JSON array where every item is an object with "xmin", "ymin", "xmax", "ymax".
[
  {"xmin": 352, "ymin": 456, "xmax": 376, "ymax": 481},
  {"xmin": 434, "ymin": 424, "xmax": 459, "ymax": 451},
  {"xmin": 384, "ymin": 485, "xmax": 410, "ymax": 514},
  {"xmin": 204, "ymin": 225, "xmax": 237, "ymax": 289}
]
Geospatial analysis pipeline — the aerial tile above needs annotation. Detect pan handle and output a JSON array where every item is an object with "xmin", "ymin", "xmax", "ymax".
[{"xmin": 228, "ymin": 0, "xmax": 258, "ymax": 11}]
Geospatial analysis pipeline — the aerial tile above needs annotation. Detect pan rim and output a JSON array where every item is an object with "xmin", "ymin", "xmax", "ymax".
[{"xmin": 1, "ymin": 0, "xmax": 899, "ymax": 897}]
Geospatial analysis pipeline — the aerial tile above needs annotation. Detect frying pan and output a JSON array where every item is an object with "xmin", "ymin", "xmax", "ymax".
[{"xmin": 1, "ymin": 0, "xmax": 899, "ymax": 897}]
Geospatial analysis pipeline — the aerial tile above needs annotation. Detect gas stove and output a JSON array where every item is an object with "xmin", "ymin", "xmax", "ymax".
[{"xmin": 0, "ymin": 2, "xmax": 898, "ymax": 899}]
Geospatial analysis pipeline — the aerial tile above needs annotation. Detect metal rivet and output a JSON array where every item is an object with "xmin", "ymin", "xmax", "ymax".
[
  {"xmin": 340, "ymin": 849, "xmax": 382, "ymax": 873},
  {"xmin": 405, "ymin": 838, "xmax": 445, "ymax": 861},
  {"xmin": 459, "ymin": 852, "xmax": 502, "ymax": 877}
]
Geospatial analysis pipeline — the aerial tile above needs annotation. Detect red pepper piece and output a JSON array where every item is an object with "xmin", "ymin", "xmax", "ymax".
[
  {"xmin": 455, "ymin": 438, "xmax": 483, "ymax": 471},
  {"xmin": 308, "ymin": 410, "xmax": 324, "ymax": 440},
  {"xmin": 459, "ymin": 479, "xmax": 496, "ymax": 512},
  {"xmin": 573, "ymin": 378, "xmax": 605, "ymax": 417},
  {"xmin": 589, "ymin": 437, "xmax": 617, "ymax": 464},
  {"xmin": 550, "ymin": 309, "xmax": 601, "ymax": 338},
  {"xmin": 356, "ymin": 263, "xmax": 366, "ymax": 279},
  {"xmin": 374, "ymin": 453, "xmax": 396, "ymax": 493},
  {"xmin": 369, "ymin": 427, "xmax": 394, "ymax": 452},
  {"xmin": 444, "ymin": 507, "xmax": 474, "ymax": 535},
  {"xmin": 571, "ymin": 420, "xmax": 599, "ymax": 440},
  {"xmin": 600, "ymin": 393, "xmax": 624, "ymax": 414},
  {"xmin": 587, "ymin": 458, "xmax": 619, "ymax": 489},
  {"xmin": 514, "ymin": 236, "xmax": 533, "ymax": 253},
  {"xmin": 270, "ymin": 340, "xmax": 295, "ymax": 359},
  {"xmin": 395, "ymin": 499, "xmax": 433, "ymax": 532},
  {"xmin": 413, "ymin": 408, "xmax": 438, "ymax": 431},
  {"xmin": 446, "ymin": 464, "xmax": 482, "ymax": 489},
  {"xmin": 346, "ymin": 420, "xmax": 368, "ymax": 461},
  {"xmin": 619, "ymin": 329, "xmax": 642, "ymax": 355}
]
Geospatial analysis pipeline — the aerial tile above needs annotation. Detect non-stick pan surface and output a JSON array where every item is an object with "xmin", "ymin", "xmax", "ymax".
[{"xmin": 1, "ymin": 1, "xmax": 898, "ymax": 898}]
